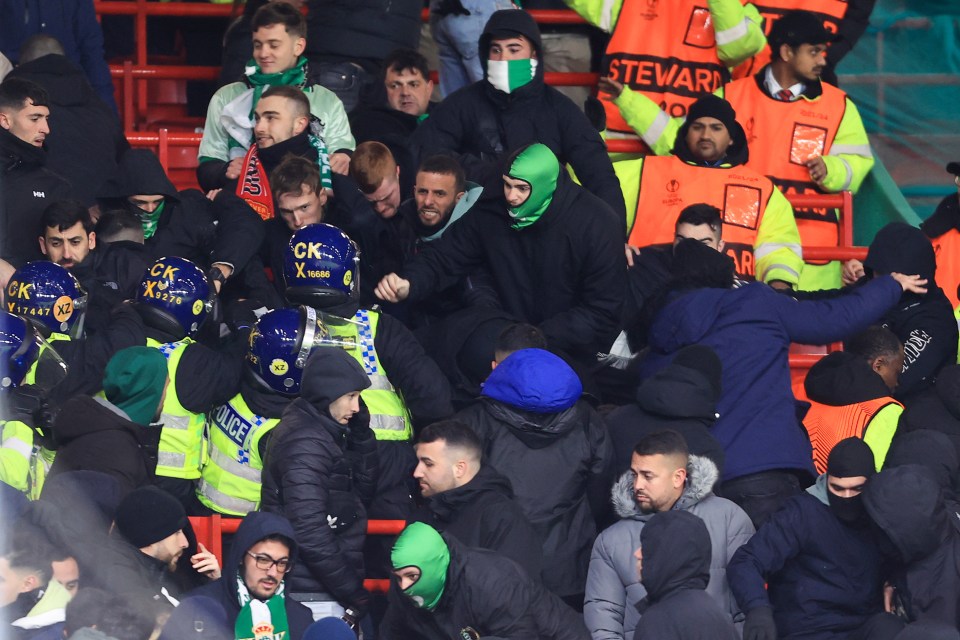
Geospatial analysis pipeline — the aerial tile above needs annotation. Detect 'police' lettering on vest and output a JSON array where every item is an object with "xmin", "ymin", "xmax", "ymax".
[{"xmin": 213, "ymin": 403, "xmax": 256, "ymax": 449}]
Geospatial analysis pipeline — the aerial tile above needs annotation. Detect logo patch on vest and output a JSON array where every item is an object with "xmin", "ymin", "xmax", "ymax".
[
  {"xmin": 683, "ymin": 7, "xmax": 716, "ymax": 49},
  {"xmin": 722, "ymin": 185, "xmax": 762, "ymax": 230},
  {"xmin": 212, "ymin": 403, "xmax": 256, "ymax": 449},
  {"xmin": 790, "ymin": 124, "xmax": 828, "ymax": 165}
]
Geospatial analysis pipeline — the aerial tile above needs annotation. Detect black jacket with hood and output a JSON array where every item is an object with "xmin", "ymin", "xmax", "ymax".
[
  {"xmin": 170, "ymin": 511, "xmax": 314, "ymax": 640},
  {"xmin": 410, "ymin": 9, "xmax": 626, "ymax": 226},
  {"xmin": 382, "ymin": 534, "xmax": 590, "ymax": 640},
  {"xmin": 604, "ymin": 354, "xmax": 725, "ymax": 478},
  {"xmin": 632, "ymin": 510, "xmax": 740, "ymax": 640},
  {"xmin": 260, "ymin": 348, "xmax": 379, "ymax": 609},
  {"xmin": 401, "ymin": 170, "xmax": 626, "ymax": 359},
  {"xmin": 412, "ymin": 464, "xmax": 543, "ymax": 581},
  {"xmin": 862, "ymin": 223, "xmax": 958, "ymax": 403},
  {"xmin": 864, "ymin": 465, "xmax": 960, "ymax": 628},
  {"xmin": 98, "ymin": 149, "xmax": 264, "ymax": 274},
  {"xmin": 46, "ymin": 395, "xmax": 160, "ymax": 496},
  {"xmin": 0, "ymin": 126, "xmax": 73, "ymax": 267},
  {"xmin": 7, "ymin": 54, "xmax": 127, "ymax": 206}
]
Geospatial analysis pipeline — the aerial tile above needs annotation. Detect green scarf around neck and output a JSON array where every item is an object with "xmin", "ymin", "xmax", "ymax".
[
  {"xmin": 506, "ymin": 143, "xmax": 559, "ymax": 230},
  {"xmin": 234, "ymin": 575, "xmax": 289, "ymax": 640},
  {"xmin": 391, "ymin": 522, "xmax": 450, "ymax": 611},
  {"xmin": 244, "ymin": 56, "xmax": 309, "ymax": 117},
  {"xmin": 137, "ymin": 199, "xmax": 165, "ymax": 240}
]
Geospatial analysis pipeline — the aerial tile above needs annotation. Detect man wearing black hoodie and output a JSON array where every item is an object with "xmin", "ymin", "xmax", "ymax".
[
  {"xmin": 260, "ymin": 346, "xmax": 379, "ymax": 624},
  {"xmin": 409, "ymin": 9, "xmax": 625, "ymax": 223},
  {"xmin": 97, "ymin": 148, "xmax": 264, "ymax": 292},
  {"xmin": 164, "ymin": 511, "xmax": 314, "ymax": 640},
  {"xmin": 858, "ymin": 222, "xmax": 959, "ymax": 404},
  {"xmin": 632, "ymin": 510, "xmax": 739, "ymax": 640}
]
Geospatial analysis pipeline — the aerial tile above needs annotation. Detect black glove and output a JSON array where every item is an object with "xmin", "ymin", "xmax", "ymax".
[{"xmin": 743, "ymin": 606, "xmax": 777, "ymax": 640}]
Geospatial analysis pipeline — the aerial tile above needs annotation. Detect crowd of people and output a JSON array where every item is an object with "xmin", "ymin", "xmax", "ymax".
[{"xmin": 2, "ymin": 1, "xmax": 960, "ymax": 639}]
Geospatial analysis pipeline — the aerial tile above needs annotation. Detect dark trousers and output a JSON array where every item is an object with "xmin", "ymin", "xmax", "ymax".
[{"xmin": 719, "ymin": 470, "xmax": 802, "ymax": 529}]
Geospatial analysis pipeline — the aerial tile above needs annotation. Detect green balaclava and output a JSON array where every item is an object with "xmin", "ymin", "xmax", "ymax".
[
  {"xmin": 103, "ymin": 346, "xmax": 168, "ymax": 426},
  {"xmin": 505, "ymin": 143, "xmax": 559, "ymax": 230},
  {"xmin": 391, "ymin": 523, "xmax": 450, "ymax": 611},
  {"xmin": 136, "ymin": 199, "xmax": 165, "ymax": 240}
]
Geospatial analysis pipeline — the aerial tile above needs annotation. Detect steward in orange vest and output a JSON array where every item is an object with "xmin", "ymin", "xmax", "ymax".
[
  {"xmin": 732, "ymin": 0, "xmax": 875, "ymax": 85},
  {"xmin": 617, "ymin": 95, "xmax": 802, "ymax": 286},
  {"xmin": 608, "ymin": 11, "xmax": 874, "ymax": 291},
  {"xmin": 920, "ymin": 163, "xmax": 960, "ymax": 336},
  {"xmin": 564, "ymin": 0, "xmax": 765, "ymax": 150},
  {"xmin": 803, "ymin": 350, "xmax": 903, "ymax": 475}
]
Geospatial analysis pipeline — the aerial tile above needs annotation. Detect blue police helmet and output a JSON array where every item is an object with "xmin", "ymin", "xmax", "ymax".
[
  {"xmin": 247, "ymin": 306, "xmax": 337, "ymax": 395},
  {"xmin": 283, "ymin": 223, "xmax": 360, "ymax": 309},
  {"xmin": 0, "ymin": 312, "xmax": 39, "ymax": 389},
  {"xmin": 5, "ymin": 262, "xmax": 88, "ymax": 337},
  {"xmin": 136, "ymin": 256, "xmax": 212, "ymax": 338}
]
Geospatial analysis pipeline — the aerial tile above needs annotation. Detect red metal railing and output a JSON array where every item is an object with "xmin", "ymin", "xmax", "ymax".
[{"xmin": 189, "ymin": 515, "xmax": 406, "ymax": 593}]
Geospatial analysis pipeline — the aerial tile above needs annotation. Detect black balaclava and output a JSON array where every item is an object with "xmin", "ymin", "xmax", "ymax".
[{"xmin": 826, "ymin": 437, "xmax": 876, "ymax": 526}]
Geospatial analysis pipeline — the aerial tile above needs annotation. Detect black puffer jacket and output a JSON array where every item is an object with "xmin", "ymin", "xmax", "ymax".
[
  {"xmin": 260, "ymin": 348, "xmax": 378, "ymax": 609},
  {"xmin": 863, "ymin": 223, "xmax": 958, "ymax": 403},
  {"xmin": 382, "ymin": 534, "xmax": 590, "ymax": 640},
  {"xmin": 632, "ymin": 511, "xmax": 739, "ymax": 640},
  {"xmin": 7, "ymin": 54, "xmax": 127, "ymax": 206},
  {"xmin": 168, "ymin": 511, "xmax": 314, "ymax": 640},
  {"xmin": 412, "ymin": 464, "xmax": 543, "ymax": 581},
  {"xmin": 864, "ymin": 465, "xmax": 960, "ymax": 627},
  {"xmin": 0, "ymin": 126, "xmax": 73, "ymax": 267},
  {"xmin": 70, "ymin": 240, "xmax": 153, "ymax": 334},
  {"xmin": 98, "ymin": 149, "xmax": 264, "ymax": 272},
  {"xmin": 455, "ymin": 350, "xmax": 613, "ymax": 597},
  {"xmin": 402, "ymin": 172, "xmax": 625, "ymax": 358},
  {"xmin": 410, "ymin": 9, "xmax": 625, "ymax": 226}
]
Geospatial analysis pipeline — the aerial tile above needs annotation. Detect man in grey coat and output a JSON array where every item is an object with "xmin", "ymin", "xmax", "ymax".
[{"xmin": 584, "ymin": 430, "xmax": 754, "ymax": 639}]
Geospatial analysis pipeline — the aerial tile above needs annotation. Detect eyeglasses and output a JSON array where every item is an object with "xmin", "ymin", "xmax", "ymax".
[{"xmin": 246, "ymin": 552, "xmax": 292, "ymax": 573}]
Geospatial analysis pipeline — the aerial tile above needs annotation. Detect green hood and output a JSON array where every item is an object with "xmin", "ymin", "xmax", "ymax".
[
  {"xmin": 505, "ymin": 143, "xmax": 559, "ymax": 230},
  {"xmin": 391, "ymin": 522, "xmax": 450, "ymax": 611},
  {"xmin": 103, "ymin": 346, "xmax": 168, "ymax": 426}
]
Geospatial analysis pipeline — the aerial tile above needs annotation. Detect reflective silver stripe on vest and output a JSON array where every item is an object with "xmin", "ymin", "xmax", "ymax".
[
  {"xmin": 197, "ymin": 479, "xmax": 257, "ymax": 515},
  {"xmin": 370, "ymin": 414, "xmax": 406, "ymax": 432},
  {"xmin": 367, "ymin": 373, "xmax": 395, "ymax": 392},
  {"xmin": 158, "ymin": 451, "xmax": 186, "ymax": 468},
  {"xmin": 161, "ymin": 414, "xmax": 191, "ymax": 430},
  {"xmin": 1, "ymin": 437, "xmax": 33, "ymax": 459},
  {"xmin": 209, "ymin": 446, "xmax": 263, "ymax": 483}
]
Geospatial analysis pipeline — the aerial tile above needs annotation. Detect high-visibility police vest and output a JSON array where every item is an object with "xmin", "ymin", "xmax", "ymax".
[
  {"xmin": 628, "ymin": 155, "xmax": 775, "ymax": 281},
  {"xmin": 732, "ymin": 0, "xmax": 848, "ymax": 79},
  {"xmin": 803, "ymin": 396, "xmax": 903, "ymax": 475},
  {"xmin": 1, "ymin": 419, "xmax": 34, "ymax": 494},
  {"xmin": 197, "ymin": 393, "xmax": 278, "ymax": 516},
  {"xmin": 601, "ymin": 0, "xmax": 732, "ymax": 141},
  {"xmin": 329, "ymin": 309, "xmax": 413, "ymax": 441},
  {"xmin": 724, "ymin": 77, "xmax": 847, "ymax": 288},
  {"xmin": 147, "ymin": 337, "xmax": 207, "ymax": 480}
]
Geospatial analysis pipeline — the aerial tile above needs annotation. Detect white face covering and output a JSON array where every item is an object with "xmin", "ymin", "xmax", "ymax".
[{"xmin": 486, "ymin": 58, "xmax": 538, "ymax": 94}]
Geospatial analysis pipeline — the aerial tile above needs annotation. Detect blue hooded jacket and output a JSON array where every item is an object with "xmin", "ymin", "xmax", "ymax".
[
  {"xmin": 642, "ymin": 277, "xmax": 903, "ymax": 482},
  {"xmin": 482, "ymin": 348, "xmax": 582, "ymax": 414}
]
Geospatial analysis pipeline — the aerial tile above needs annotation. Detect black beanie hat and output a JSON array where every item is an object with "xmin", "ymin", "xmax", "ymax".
[
  {"xmin": 114, "ymin": 486, "xmax": 188, "ymax": 548},
  {"xmin": 686, "ymin": 95, "xmax": 738, "ymax": 136},
  {"xmin": 827, "ymin": 437, "xmax": 876, "ymax": 479}
]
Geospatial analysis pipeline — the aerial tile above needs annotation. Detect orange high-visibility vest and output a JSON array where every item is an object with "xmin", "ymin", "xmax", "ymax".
[
  {"xmin": 628, "ymin": 155, "xmax": 774, "ymax": 280},
  {"xmin": 930, "ymin": 227, "xmax": 960, "ymax": 310},
  {"xmin": 732, "ymin": 0, "xmax": 848, "ymax": 79},
  {"xmin": 803, "ymin": 396, "xmax": 903, "ymax": 475},
  {"xmin": 601, "ymin": 0, "xmax": 732, "ymax": 140},
  {"xmin": 723, "ymin": 77, "xmax": 847, "ymax": 261}
]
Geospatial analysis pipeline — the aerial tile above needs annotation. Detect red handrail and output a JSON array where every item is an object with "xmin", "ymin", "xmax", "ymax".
[{"xmin": 188, "ymin": 515, "xmax": 405, "ymax": 593}]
